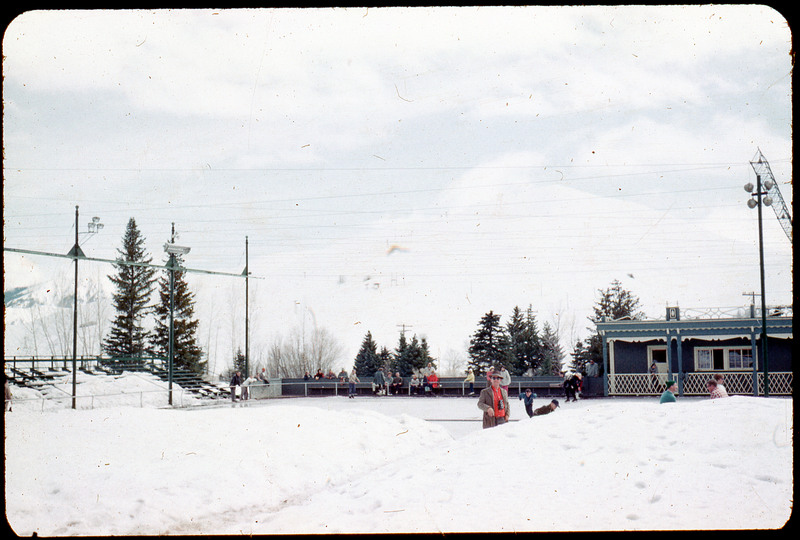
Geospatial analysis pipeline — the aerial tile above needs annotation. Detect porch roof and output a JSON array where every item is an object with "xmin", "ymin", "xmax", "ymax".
[{"xmin": 596, "ymin": 316, "xmax": 793, "ymax": 342}]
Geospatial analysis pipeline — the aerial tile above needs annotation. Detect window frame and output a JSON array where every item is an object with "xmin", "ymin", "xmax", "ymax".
[{"xmin": 693, "ymin": 346, "xmax": 755, "ymax": 371}]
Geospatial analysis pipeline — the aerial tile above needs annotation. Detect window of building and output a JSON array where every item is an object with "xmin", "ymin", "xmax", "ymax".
[{"xmin": 694, "ymin": 347, "xmax": 754, "ymax": 371}]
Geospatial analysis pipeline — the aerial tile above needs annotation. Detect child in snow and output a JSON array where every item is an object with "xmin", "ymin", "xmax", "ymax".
[{"xmin": 518, "ymin": 388, "xmax": 538, "ymax": 417}]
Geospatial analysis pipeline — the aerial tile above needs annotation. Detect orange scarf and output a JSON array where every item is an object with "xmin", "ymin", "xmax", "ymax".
[{"xmin": 492, "ymin": 386, "xmax": 505, "ymax": 418}]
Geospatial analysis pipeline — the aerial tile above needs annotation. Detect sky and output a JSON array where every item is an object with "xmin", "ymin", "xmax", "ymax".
[
  {"xmin": 4, "ymin": 372, "xmax": 794, "ymax": 533},
  {"xmin": 2, "ymin": 6, "xmax": 794, "ymax": 374}
]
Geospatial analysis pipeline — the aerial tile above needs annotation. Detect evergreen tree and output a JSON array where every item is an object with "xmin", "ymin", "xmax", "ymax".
[
  {"xmin": 418, "ymin": 337, "xmax": 436, "ymax": 373},
  {"xmin": 151, "ymin": 242, "xmax": 204, "ymax": 374},
  {"xmin": 571, "ymin": 279, "xmax": 644, "ymax": 373},
  {"xmin": 392, "ymin": 332, "xmax": 414, "ymax": 376},
  {"xmin": 506, "ymin": 305, "xmax": 541, "ymax": 375},
  {"xmin": 523, "ymin": 305, "xmax": 543, "ymax": 374},
  {"xmin": 467, "ymin": 310, "xmax": 508, "ymax": 375},
  {"xmin": 592, "ymin": 279, "xmax": 645, "ymax": 322},
  {"xmin": 233, "ymin": 347, "xmax": 247, "ymax": 374},
  {"xmin": 103, "ymin": 218, "xmax": 157, "ymax": 360},
  {"xmin": 354, "ymin": 331, "xmax": 380, "ymax": 376},
  {"xmin": 568, "ymin": 339, "xmax": 592, "ymax": 373},
  {"xmin": 378, "ymin": 346, "xmax": 393, "ymax": 375},
  {"xmin": 537, "ymin": 321, "xmax": 564, "ymax": 376}
]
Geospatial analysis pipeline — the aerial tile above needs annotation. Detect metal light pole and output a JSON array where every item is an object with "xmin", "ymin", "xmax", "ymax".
[
  {"xmin": 244, "ymin": 236, "xmax": 249, "ymax": 378},
  {"xmin": 164, "ymin": 235, "xmax": 191, "ymax": 406},
  {"xmin": 71, "ymin": 206, "xmax": 81, "ymax": 409},
  {"xmin": 744, "ymin": 175, "xmax": 771, "ymax": 396},
  {"xmin": 66, "ymin": 209, "xmax": 103, "ymax": 409}
]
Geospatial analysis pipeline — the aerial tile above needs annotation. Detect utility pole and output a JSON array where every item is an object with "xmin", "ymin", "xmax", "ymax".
[
  {"xmin": 397, "ymin": 324, "xmax": 413, "ymax": 336},
  {"xmin": 69, "ymin": 206, "xmax": 82, "ymax": 409},
  {"xmin": 245, "ymin": 236, "xmax": 249, "ymax": 377}
]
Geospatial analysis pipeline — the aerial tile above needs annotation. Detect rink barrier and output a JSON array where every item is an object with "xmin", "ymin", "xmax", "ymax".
[{"xmin": 607, "ymin": 372, "xmax": 793, "ymax": 396}]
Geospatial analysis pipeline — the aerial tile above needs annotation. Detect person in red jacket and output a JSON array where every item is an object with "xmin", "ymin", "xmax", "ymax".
[{"xmin": 426, "ymin": 371, "xmax": 440, "ymax": 396}]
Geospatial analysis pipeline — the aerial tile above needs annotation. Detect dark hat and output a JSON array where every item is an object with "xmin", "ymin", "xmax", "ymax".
[
  {"xmin": 551, "ymin": 399, "xmax": 560, "ymax": 407},
  {"xmin": 666, "ymin": 380, "xmax": 676, "ymax": 387}
]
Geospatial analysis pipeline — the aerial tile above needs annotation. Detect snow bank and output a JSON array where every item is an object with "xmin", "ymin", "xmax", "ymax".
[{"xmin": 4, "ymin": 392, "xmax": 793, "ymax": 535}]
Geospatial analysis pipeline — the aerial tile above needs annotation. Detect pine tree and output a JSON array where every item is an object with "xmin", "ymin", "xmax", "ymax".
[
  {"xmin": 103, "ymin": 218, "xmax": 157, "ymax": 360},
  {"xmin": 467, "ymin": 310, "xmax": 508, "ymax": 375},
  {"xmin": 418, "ymin": 337, "xmax": 436, "ymax": 373},
  {"xmin": 151, "ymin": 238, "xmax": 204, "ymax": 375},
  {"xmin": 571, "ymin": 279, "xmax": 644, "ymax": 370},
  {"xmin": 568, "ymin": 339, "xmax": 592, "ymax": 373},
  {"xmin": 392, "ymin": 332, "xmax": 414, "ymax": 376},
  {"xmin": 378, "ymin": 346, "xmax": 392, "ymax": 373},
  {"xmin": 354, "ymin": 331, "xmax": 381, "ymax": 376},
  {"xmin": 537, "ymin": 321, "xmax": 564, "ymax": 376},
  {"xmin": 592, "ymin": 279, "xmax": 645, "ymax": 321},
  {"xmin": 523, "ymin": 305, "xmax": 543, "ymax": 374},
  {"xmin": 233, "ymin": 347, "xmax": 247, "ymax": 374},
  {"xmin": 506, "ymin": 305, "xmax": 541, "ymax": 375}
]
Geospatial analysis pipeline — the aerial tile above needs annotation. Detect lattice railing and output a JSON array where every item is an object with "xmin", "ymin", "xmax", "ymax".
[{"xmin": 607, "ymin": 372, "xmax": 792, "ymax": 396}]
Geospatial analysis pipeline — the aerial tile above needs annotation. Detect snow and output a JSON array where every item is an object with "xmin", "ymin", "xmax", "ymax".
[{"xmin": 4, "ymin": 374, "xmax": 793, "ymax": 535}]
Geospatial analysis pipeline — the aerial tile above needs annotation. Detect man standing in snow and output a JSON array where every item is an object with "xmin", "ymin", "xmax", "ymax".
[
  {"xmin": 348, "ymin": 369, "xmax": 360, "ymax": 398},
  {"xmin": 659, "ymin": 380, "xmax": 678, "ymax": 404},
  {"xmin": 477, "ymin": 372, "xmax": 510, "ymax": 428},
  {"xmin": 532, "ymin": 399, "xmax": 560, "ymax": 416},
  {"xmin": 229, "ymin": 371, "xmax": 242, "ymax": 402},
  {"xmin": 373, "ymin": 368, "xmax": 386, "ymax": 395}
]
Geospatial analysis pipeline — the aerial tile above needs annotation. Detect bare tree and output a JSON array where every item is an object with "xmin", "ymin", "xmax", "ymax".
[
  {"xmin": 441, "ymin": 347, "xmax": 468, "ymax": 376},
  {"xmin": 267, "ymin": 324, "xmax": 343, "ymax": 378}
]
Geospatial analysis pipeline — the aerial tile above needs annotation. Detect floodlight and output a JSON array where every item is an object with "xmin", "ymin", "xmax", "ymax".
[
  {"xmin": 743, "ymin": 182, "xmax": 754, "ymax": 192},
  {"xmin": 164, "ymin": 243, "xmax": 191, "ymax": 255},
  {"xmin": 746, "ymin": 199, "xmax": 758, "ymax": 209},
  {"xmin": 763, "ymin": 179, "xmax": 774, "ymax": 190},
  {"xmin": 764, "ymin": 196, "xmax": 773, "ymax": 207}
]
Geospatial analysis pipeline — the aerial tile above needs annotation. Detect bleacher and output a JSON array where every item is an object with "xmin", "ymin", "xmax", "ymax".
[{"xmin": 4, "ymin": 356, "xmax": 231, "ymax": 401}]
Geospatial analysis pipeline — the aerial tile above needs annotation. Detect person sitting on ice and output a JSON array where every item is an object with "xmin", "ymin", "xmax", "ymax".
[
  {"xmin": 519, "ymin": 388, "xmax": 538, "ymax": 417},
  {"xmin": 532, "ymin": 399, "xmax": 559, "ymax": 416},
  {"xmin": 659, "ymin": 380, "xmax": 678, "ymax": 404},
  {"xmin": 707, "ymin": 379, "xmax": 729, "ymax": 399}
]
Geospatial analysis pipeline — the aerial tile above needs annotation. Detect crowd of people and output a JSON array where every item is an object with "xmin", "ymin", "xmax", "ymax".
[
  {"xmin": 227, "ymin": 360, "xmax": 736, "ymax": 407},
  {"xmin": 368, "ymin": 363, "xmax": 442, "ymax": 397}
]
